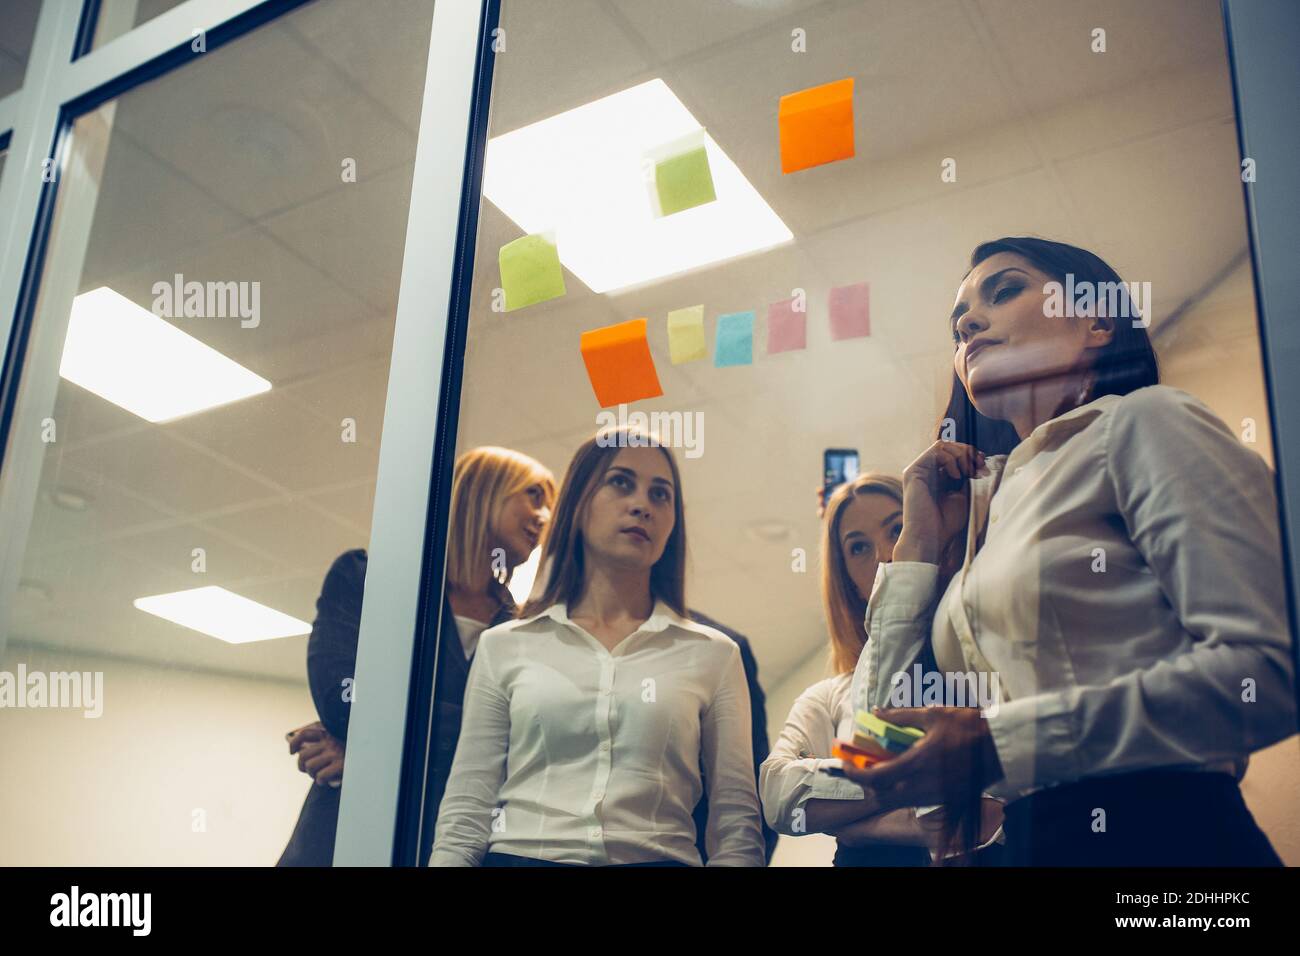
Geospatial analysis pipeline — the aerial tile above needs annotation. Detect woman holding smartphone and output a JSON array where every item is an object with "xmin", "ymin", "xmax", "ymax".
[
  {"xmin": 430, "ymin": 428, "xmax": 765, "ymax": 867},
  {"xmin": 762, "ymin": 473, "xmax": 1001, "ymax": 865},
  {"xmin": 841, "ymin": 237, "xmax": 1295, "ymax": 866}
]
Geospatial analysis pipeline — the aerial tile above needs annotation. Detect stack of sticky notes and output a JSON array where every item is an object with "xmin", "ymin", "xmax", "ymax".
[
  {"xmin": 779, "ymin": 77, "xmax": 855, "ymax": 174},
  {"xmin": 499, "ymin": 233, "xmax": 566, "ymax": 311},
  {"xmin": 579, "ymin": 318, "xmax": 663, "ymax": 408},
  {"xmin": 854, "ymin": 709, "xmax": 924, "ymax": 756}
]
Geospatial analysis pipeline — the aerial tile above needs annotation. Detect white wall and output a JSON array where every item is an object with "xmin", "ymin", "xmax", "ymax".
[{"xmin": 0, "ymin": 640, "xmax": 318, "ymax": 865}]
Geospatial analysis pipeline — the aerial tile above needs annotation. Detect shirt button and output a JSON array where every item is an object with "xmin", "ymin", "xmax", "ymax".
[
  {"xmin": 990, "ymin": 513, "xmax": 999, "ymax": 523},
  {"xmin": 1013, "ymin": 466, "xmax": 1023, "ymax": 475},
  {"xmin": 589, "ymin": 827, "xmax": 602, "ymax": 839}
]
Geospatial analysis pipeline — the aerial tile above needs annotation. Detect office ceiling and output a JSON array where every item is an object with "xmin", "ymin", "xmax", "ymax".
[{"xmin": 6, "ymin": 0, "xmax": 1261, "ymax": 688}]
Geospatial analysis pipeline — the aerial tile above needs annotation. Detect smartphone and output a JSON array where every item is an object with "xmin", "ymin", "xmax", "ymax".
[{"xmin": 823, "ymin": 448, "xmax": 860, "ymax": 500}]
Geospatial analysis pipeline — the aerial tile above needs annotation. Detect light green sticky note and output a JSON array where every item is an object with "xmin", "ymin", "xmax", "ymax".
[
  {"xmin": 499, "ymin": 234, "xmax": 566, "ymax": 311},
  {"xmin": 667, "ymin": 305, "xmax": 707, "ymax": 364},
  {"xmin": 655, "ymin": 146, "xmax": 717, "ymax": 217}
]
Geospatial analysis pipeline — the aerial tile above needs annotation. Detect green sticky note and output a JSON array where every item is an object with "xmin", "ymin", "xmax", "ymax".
[
  {"xmin": 655, "ymin": 146, "xmax": 717, "ymax": 217},
  {"xmin": 499, "ymin": 234, "xmax": 566, "ymax": 311},
  {"xmin": 667, "ymin": 305, "xmax": 706, "ymax": 364},
  {"xmin": 714, "ymin": 310, "xmax": 754, "ymax": 367}
]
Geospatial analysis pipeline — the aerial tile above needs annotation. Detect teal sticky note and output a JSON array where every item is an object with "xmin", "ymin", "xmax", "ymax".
[
  {"xmin": 499, "ymin": 234, "xmax": 566, "ymax": 311},
  {"xmin": 714, "ymin": 311, "xmax": 754, "ymax": 367},
  {"xmin": 655, "ymin": 145, "xmax": 717, "ymax": 217}
]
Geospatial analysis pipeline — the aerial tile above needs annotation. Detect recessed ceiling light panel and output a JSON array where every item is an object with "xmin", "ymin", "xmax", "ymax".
[
  {"xmin": 134, "ymin": 586, "xmax": 310, "ymax": 644},
  {"xmin": 484, "ymin": 79, "xmax": 793, "ymax": 294}
]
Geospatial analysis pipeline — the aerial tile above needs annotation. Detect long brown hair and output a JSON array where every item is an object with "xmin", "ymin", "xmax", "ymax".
[
  {"xmin": 820, "ymin": 473, "xmax": 904, "ymax": 675},
  {"xmin": 520, "ymin": 427, "xmax": 688, "ymax": 618}
]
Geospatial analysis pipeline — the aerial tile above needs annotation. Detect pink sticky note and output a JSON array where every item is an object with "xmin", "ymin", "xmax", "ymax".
[
  {"xmin": 766, "ymin": 296, "xmax": 807, "ymax": 354},
  {"xmin": 829, "ymin": 281, "xmax": 870, "ymax": 341}
]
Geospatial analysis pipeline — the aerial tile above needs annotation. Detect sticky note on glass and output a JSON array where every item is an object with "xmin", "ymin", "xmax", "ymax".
[
  {"xmin": 829, "ymin": 281, "xmax": 870, "ymax": 341},
  {"xmin": 579, "ymin": 318, "xmax": 663, "ymax": 408},
  {"xmin": 714, "ymin": 311, "xmax": 755, "ymax": 367},
  {"xmin": 499, "ymin": 233, "xmax": 565, "ymax": 311},
  {"xmin": 647, "ymin": 130, "xmax": 717, "ymax": 218},
  {"xmin": 667, "ymin": 305, "xmax": 707, "ymax": 364},
  {"xmin": 766, "ymin": 297, "xmax": 807, "ymax": 354},
  {"xmin": 779, "ymin": 77, "xmax": 855, "ymax": 174}
]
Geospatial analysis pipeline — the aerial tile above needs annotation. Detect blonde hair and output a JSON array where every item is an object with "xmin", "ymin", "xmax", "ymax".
[
  {"xmin": 521, "ymin": 427, "xmax": 687, "ymax": 619},
  {"xmin": 446, "ymin": 447, "xmax": 556, "ymax": 605},
  {"xmin": 820, "ymin": 473, "xmax": 904, "ymax": 675}
]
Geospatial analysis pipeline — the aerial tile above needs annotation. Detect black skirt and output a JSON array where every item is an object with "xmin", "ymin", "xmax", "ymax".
[{"xmin": 1000, "ymin": 769, "xmax": 1282, "ymax": 867}]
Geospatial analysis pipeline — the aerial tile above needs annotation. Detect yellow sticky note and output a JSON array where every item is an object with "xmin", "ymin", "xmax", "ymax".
[
  {"xmin": 499, "ymin": 233, "xmax": 566, "ymax": 311},
  {"xmin": 667, "ymin": 305, "xmax": 706, "ymax": 364}
]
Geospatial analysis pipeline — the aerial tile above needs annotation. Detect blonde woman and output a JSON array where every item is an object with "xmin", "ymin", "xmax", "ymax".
[
  {"xmin": 431, "ymin": 429, "xmax": 765, "ymax": 866},
  {"xmin": 279, "ymin": 446, "xmax": 554, "ymax": 867}
]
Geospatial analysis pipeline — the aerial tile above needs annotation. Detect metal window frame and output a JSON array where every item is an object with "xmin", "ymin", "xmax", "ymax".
[
  {"xmin": 1222, "ymin": 0, "xmax": 1300, "ymax": 720},
  {"xmin": 0, "ymin": 0, "xmax": 491, "ymax": 867}
]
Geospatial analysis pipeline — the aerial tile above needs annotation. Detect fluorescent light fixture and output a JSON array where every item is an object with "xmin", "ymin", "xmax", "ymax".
[
  {"xmin": 134, "ymin": 586, "xmax": 310, "ymax": 644},
  {"xmin": 61, "ymin": 287, "xmax": 270, "ymax": 422},
  {"xmin": 484, "ymin": 79, "xmax": 792, "ymax": 294}
]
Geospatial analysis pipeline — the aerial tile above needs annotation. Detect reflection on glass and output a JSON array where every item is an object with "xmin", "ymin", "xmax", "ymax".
[
  {"xmin": 0, "ymin": 0, "xmax": 40, "ymax": 99},
  {"xmin": 430, "ymin": 0, "xmax": 1296, "ymax": 868},
  {"xmin": 0, "ymin": 0, "xmax": 434, "ymax": 865}
]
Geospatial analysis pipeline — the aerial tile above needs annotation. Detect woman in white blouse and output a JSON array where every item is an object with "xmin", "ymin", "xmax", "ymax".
[
  {"xmin": 761, "ymin": 473, "xmax": 1002, "ymax": 865},
  {"xmin": 430, "ymin": 428, "xmax": 765, "ymax": 867},
  {"xmin": 840, "ymin": 237, "xmax": 1296, "ymax": 866}
]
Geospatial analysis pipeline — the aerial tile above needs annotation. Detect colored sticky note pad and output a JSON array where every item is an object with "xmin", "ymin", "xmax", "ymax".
[
  {"xmin": 579, "ymin": 318, "xmax": 663, "ymax": 408},
  {"xmin": 667, "ymin": 305, "xmax": 707, "ymax": 364},
  {"xmin": 855, "ymin": 709, "xmax": 924, "ymax": 750},
  {"xmin": 714, "ymin": 311, "xmax": 755, "ymax": 367},
  {"xmin": 499, "ymin": 234, "xmax": 566, "ymax": 311},
  {"xmin": 779, "ymin": 77, "xmax": 855, "ymax": 174},
  {"xmin": 766, "ymin": 297, "xmax": 807, "ymax": 354},
  {"xmin": 829, "ymin": 281, "xmax": 870, "ymax": 340},
  {"xmin": 655, "ymin": 145, "xmax": 717, "ymax": 217}
]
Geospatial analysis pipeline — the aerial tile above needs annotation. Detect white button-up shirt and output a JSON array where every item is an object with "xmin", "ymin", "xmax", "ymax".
[
  {"xmin": 430, "ymin": 601, "xmax": 765, "ymax": 866},
  {"xmin": 853, "ymin": 385, "xmax": 1297, "ymax": 802},
  {"xmin": 760, "ymin": 672, "xmax": 865, "ymax": 835}
]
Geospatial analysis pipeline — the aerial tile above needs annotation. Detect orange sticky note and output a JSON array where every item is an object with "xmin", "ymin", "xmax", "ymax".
[
  {"xmin": 579, "ymin": 318, "xmax": 664, "ymax": 408},
  {"xmin": 779, "ymin": 77, "xmax": 855, "ymax": 174}
]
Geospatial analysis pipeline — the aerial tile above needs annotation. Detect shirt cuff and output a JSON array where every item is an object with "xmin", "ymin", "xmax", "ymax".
[
  {"xmin": 807, "ymin": 759, "xmax": 867, "ymax": 801},
  {"xmin": 867, "ymin": 562, "xmax": 940, "ymax": 619},
  {"xmin": 983, "ymin": 691, "xmax": 1079, "ymax": 798}
]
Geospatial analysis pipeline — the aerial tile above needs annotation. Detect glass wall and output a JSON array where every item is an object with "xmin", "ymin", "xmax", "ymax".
[
  {"xmin": 0, "ymin": 0, "xmax": 41, "ymax": 98},
  {"xmin": 0, "ymin": 0, "xmax": 434, "ymax": 865},
  {"xmin": 421, "ymin": 0, "xmax": 1297, "ymax": 868}
]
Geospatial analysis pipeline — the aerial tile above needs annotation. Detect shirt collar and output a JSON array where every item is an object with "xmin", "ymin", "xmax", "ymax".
[
  {"xmin": 1006, "ymin": 392, "xmax": 1122, "ymax": 464},
  {"xmin": 519, "ymin": 600, "xmax": 681, "ymax": 636}
]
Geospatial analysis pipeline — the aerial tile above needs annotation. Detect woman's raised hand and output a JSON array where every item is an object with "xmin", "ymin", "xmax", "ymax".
[{"xmin": 893, "ymin": 441, "xmax": 983, "ymax": 564}]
